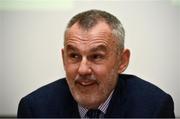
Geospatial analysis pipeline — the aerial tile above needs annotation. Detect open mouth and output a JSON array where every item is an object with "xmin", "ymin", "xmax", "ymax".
[{"xmin": 76, "ymin": 80, "xmax": 97, "ymax": 87}]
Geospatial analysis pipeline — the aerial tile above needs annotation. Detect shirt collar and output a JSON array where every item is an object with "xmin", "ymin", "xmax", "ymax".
[{"xmin": 78, "ymin": 90, "xmax": 114, "ymax": 118}]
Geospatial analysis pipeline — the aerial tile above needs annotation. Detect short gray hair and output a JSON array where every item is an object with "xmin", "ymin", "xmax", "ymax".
[{"xmin": 64, "ymin": 9, "xmax": 125, "ymax": 51}]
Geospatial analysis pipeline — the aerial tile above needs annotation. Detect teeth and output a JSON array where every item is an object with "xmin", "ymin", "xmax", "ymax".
[
  {"xmin": 79, "ymin": 81, "xmax": 95, "ymax": 86},
  {"xmin": 82, "ymin": 82, "xmax": 92, "ymax": 85}
]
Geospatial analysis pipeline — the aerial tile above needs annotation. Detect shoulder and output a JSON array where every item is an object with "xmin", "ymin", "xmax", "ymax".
[
  {"xmin": 18, "ymin": 78, "xmax": 76, "ymax": 117},
  {"xmin": 24, "ymin": 78, "xmax": 69, "ymax": 100},
  {"xmin": 117, "ymin": 74, "xmax": 174, "ymax": 117},
  {"xmin": 120, "ymin": 74, "xmax": 168, "ymax": 98},
  {"xmin": 19, "ymin": 78, "xmax": 72, "ymax": 111}
]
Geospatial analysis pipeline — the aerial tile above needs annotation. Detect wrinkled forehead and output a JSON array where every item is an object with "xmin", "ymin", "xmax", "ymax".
[{"xmin": 63, "ymin": 22, "xmax": 119, "ymax": 55}]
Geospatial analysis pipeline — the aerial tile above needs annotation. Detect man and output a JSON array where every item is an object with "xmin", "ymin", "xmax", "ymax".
[{"xmin": 17, "ymin": 9, "xmax": 175, "ymax": 118}]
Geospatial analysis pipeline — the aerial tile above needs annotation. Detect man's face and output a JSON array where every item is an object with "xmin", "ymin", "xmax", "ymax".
[{"xmin": 62, "ymin": 22, "xmax": 122, "ymax": 109}]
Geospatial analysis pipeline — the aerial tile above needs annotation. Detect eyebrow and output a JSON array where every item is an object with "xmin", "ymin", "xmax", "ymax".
[
  {"xmin": 65, "ymin": 44, "xmax": 79, "ymax": 52},
  {"xmin": 90, "ymin": 44, "xmax": 107, "ymax": 53}
]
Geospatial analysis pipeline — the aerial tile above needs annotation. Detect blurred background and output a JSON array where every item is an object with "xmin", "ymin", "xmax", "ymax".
[{"xmin": 0, "ymin": 0, "xmax": 179, "ymax": 117}]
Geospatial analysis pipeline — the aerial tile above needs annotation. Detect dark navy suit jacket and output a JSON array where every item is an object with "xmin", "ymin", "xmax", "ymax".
[{"xmin": 17, "ymin": 74, "xmax": 175, "ymax": 118}]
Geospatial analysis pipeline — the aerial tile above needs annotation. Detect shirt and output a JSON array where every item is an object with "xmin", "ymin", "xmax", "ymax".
[{"xmin": 78, "ymin": 90, "xmax": 114, "ymax": 118}]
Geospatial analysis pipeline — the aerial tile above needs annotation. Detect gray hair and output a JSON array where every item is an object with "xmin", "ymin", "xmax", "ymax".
[{"xmin": 64, "ymin": 9, "xmax": 125, "ymax": 51}]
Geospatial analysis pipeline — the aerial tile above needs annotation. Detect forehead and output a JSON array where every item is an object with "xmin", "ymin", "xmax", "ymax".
[{"xmin": 65, "ymin": 22, "xmax": 116, "ymax": 49}]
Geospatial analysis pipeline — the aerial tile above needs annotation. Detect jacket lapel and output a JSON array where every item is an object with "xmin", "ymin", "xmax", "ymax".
[
  {"xmin": 56, "ymin": 79, "xmax": 80, "ymax": 118},
  {"xmin": 104, "ymin": 75, "xmax": 128, "ymax": 118},
  {"xmin": 60, "ymin": 99, "xmax": 80, "ymax": 118}
]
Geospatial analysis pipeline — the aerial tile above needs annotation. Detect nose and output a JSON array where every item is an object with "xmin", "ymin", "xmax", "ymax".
[{"xmin": 78, "ymin": 57, "xmax": 92, "ymax": 76}]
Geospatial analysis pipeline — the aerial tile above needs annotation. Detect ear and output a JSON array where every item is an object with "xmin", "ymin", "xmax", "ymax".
[
  {"xmin": 61, "ymin": 48, "xmax": 65, "ymax": 67},
  {"xmin": 118, "ymin": 49, "xmax": 130, "ymax": 74}
]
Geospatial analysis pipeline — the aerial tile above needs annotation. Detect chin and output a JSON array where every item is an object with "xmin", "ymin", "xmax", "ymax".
[{"xmin": 72, "ymin": 91, "xmax": 105, "ymax": 109}]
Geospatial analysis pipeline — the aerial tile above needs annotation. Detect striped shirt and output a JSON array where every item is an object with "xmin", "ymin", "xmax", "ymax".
[{"xmin": 78, "ymin": 90, "xmax": 114, "ymax": 118}]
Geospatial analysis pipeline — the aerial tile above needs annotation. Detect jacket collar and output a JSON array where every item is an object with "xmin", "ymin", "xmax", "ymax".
[{"xmin": 105, "ymin": 74, "xmax": 127, "ymax": 118}]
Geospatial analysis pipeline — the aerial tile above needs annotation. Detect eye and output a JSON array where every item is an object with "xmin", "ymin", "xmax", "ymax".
[
  {"xmin": 68, "ymin": 53, "xmax": 81, "ymax": 60},
  {"xmin": 90, "ymin": 54, "xmax": 105, "ymax": 61}
]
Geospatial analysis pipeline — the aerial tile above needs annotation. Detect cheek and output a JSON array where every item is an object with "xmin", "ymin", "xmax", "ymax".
[
  {"xmin": 92, "ymin": 66, "xmax": 106, "ymax": 75},
  {"xmin": 65, "ymin": 64, "xmax": 79, "ymax": 80},
  {"xmin": 100, "ymin": 67, "xmax": 118, "ymax": 92},
  {"xmin": 92, "ymin": 62, "xmax": 117, "ymax": 77},
  {"xmin": 92, "ymin": 63, "xmax": 118, "ymax": 84}
]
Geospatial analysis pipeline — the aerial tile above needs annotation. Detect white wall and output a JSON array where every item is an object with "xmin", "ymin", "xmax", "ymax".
[{"xmin": 0, "ymin": 0, "xmax": 179, "ymax": 117}]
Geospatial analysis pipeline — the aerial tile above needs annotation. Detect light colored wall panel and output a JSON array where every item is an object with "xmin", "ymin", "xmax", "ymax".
[{"xmin": 0, "ymin": 0, "xmax": 179, "ymax": 117}]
